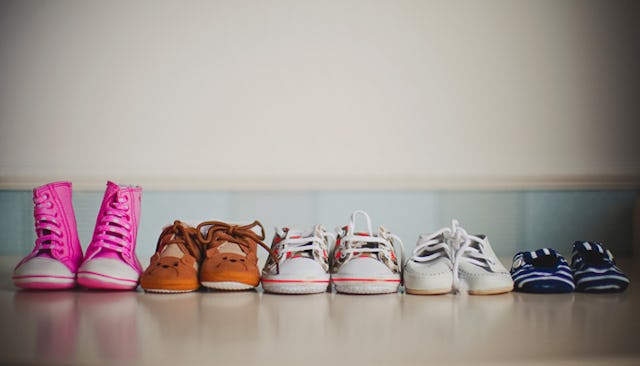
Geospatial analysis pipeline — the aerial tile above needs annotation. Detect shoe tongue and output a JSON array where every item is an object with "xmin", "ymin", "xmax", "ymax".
[
  {"xmin": 286, "ymin": 234, "xmax": 314, "ymax": 259},
  {"xmin": 290, "ymin": 251, "xmax": 313, "ymax": 259},
  {"xmin": 35, "ymin": 250, "xmax": 54, "ymax": 259},
  {"xmin": 96, "ymin": 250, "xmax": 123, "ymax": 260},
  {"xmin": 351, "ymin": 234, "xmax": 379, "ymax": 259},
  {"xmin": 352, "ymin": 233, "xmax": 375, "ymax": 248},
  {"xmin": 39, "ymin": 228, "xmax": 52, "ymax": 246},
  {"xmin": 583, "ymin": 249, "xmax": 607, "ymax": 266},
  {"xmin": 217, "ymin": 241, "xmax": 246, "ymax": 256},
  {"xmin": 160, "ymin": 243, "xmax": 185, "ymax": 258},
  {"xmin": 576, "ymin": 242, "xmax": 609, "ymax": 265},
  {"xmin": 531, "ymin": 254, "xmax": 557, "ymax": 268},
  {"xmin": 35, "ymin": 229, "xmax": 54, "ymax": 258},
  {"xmin": 461, "ymin": 235, "xmax": 485, "ymax": 254}
]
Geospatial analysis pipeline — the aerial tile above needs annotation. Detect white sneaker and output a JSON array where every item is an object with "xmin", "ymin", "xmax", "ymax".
[
  {"xmin": 454, "ymin": 229, "xmax": 513, "ymax": 295},
  {"xmin": 404, "ymin": 230, "xmax": 454, "ymax": 295},
  {"xmin": 331, "ymin": 210, "xmax": 404, "ymax": 294},
  {"xmin": 261, "ymin": 225, "xmax": 332, "ymax": 294},
  {"xmin": 405, "ymin": 220, "xmax": 513, "ymax": 295}
]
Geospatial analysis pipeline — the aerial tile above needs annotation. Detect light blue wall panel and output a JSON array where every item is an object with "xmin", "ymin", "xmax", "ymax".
[
  {"xmin": 0, "ymin": 191, "xmax": 32, "ymax": 255},
  {"xmin": 227, "ymin": 191, "xmax": 317, "ymax": 258},
  {"xmin": 522, "ymin": 191, "xmax": 636, "ymax": 257},
  {"xmin": 136, "ymin": 191, "xmax": 231, "ymax": 259},
  {"xmin": 316, "ymin": 191, "xmax": 438, "ymax": 255},
  {"xmin": 436, "ymin": 192, "xmax": 525, "ymax": 256},
  {"xmin": 229, "ymin": 192, "xmax": 316, "ymax": 234}
]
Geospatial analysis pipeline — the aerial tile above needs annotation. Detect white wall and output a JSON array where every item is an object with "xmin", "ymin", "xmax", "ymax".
[{"xmin": 1, "ymin": 0, "xmax": 639, "ymax": 189}]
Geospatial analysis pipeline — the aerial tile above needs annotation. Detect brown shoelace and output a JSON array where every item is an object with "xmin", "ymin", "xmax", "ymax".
[
  {"xmin": 155, "ymin": 220, "xmax": 201, "ymax": 260},
  {"xmin": 196, "ymin": 220, "xmax": 279, "ymax": 273}
]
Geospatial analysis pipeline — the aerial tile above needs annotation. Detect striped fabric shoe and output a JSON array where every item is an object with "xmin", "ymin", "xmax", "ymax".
[
  {"xmin": 510, "ymin": 248, "xmax": 574, "ymax": 293},
  {"xmin": 571, "ymin": 241, "xmax": 629, "ymax": 293}
]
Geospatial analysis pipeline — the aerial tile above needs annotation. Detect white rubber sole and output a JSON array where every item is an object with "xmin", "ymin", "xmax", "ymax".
[
  {"xmin": 332, "ymin": 276, "xmax": 401, "ymax": 294},
  {"xmin": 334, "ymin": 282, "xmax": 400, "ymax": 294},
  {"xmin": 261, "ymin": 273, "xmax": 330, "ymax": 294},
  {"xmin": 143, "ymin": 288, "xmax": 198, "ymax": 294},
  {"xmin": 12, "ymin": 275, "xmax": 76, "ymax": 290},
  {"xmin": 76, "ymin": 271, "xmax": 139, "ymax": 290},
  {"xmin": 201, "ymin": 281, "xmax": 255, "ymax": 291},
  {"xmin": 262, "ymin": 281, "xmax": 329, "ymax": 294}
]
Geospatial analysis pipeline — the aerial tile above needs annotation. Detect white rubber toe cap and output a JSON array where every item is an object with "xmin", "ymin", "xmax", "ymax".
[
  {"xmin": 404, "ymin": 259, "xmax": 453, "ymax": 292},
  {"xmin": 278, "ymin": 257, "xmax": 326, "ymax": 276},
  {"xmin": 335, "ymin": 257, "xmax": 393, "ymax": 277},
  {"xmin": 459, "ymin": 264, "xmax": 514, "ymax": 294},
  {"xmin": 14, "ymin": 257, "xmax": 74, "ymax": 278},
  {"xmin": 78, "ymin": 258, "xmax": 139, "ymax": 281}
]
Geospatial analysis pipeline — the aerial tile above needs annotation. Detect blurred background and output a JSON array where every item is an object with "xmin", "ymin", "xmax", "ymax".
[{"xmin": 1, "ymin": 0, "xmax": 639, "ymax": 261}]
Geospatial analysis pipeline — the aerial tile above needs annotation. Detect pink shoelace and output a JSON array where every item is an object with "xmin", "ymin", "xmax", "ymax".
[
  {"xmin": 92, "ymin": 190, "xmax": 133, "ymax": 255},
  {"xmin": 33, "ymin": 191, "xmax": 65, "ymax": 256}
]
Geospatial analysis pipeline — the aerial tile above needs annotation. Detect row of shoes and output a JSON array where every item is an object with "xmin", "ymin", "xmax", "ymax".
[
  {"xmin": 12, "ymin": 181, "xmax": 630, "ymax": 295},
  {"xmin": 146, "ymin": 211, "xmax": 517, "ymax": 295},
  {"xmin": 510, "ymin": 243, "xmax": 629, "ymax": 293}
]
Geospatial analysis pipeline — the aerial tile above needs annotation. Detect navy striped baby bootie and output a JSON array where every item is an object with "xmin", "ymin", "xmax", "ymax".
[
  {"xmin": 571, "ymin": 241, "xmax": 629, "ymax": 293},
  {"xmin": 510, "ymin": 248, "xmax": 574, "ymax": 293}
]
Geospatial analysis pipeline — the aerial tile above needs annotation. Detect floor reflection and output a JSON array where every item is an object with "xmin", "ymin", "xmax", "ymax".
[
  {"xmin": 327, "ymin": 292, "xmax": 403, "ymax": 364},
  {"xmin": 138, "ymin": 291, "xmax": 201, "ymax": 342},
  {"xmin": 403, "ymin": 292, "xmax": 516, "ymax": 364},
  {"xmin": 258, "ymin": 291, "xmax": 330, "ymax": 361},
  {"xmin": 3, "ymin": 273, "xmax": 640, "ymax": 366},
  {"xmin": 76, "ymin": 291, "xmax": 140, "ymax": 363},
  {"xmin": 14, "ymin": 291, "xmax": 78, "ymax": 363},
  {"xmin": 570, "ymin": 292, "xmax": 635, "ymax": 358},
  {"xmin": 12, "ymin": 289, "xmax": 141, "ymax": 364},
  {"xmin": 198, "ymin": 289, "xmax": 262, "ymax": 363},
  {"xmin": 399, "ymin": 292, "xmax": 456, "ymax": 363}
]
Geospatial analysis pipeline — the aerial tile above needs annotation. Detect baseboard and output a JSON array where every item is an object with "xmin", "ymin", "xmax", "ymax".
[{"xmin": 1, "ymin": 175, "xmax": 639, "ymax": 191}]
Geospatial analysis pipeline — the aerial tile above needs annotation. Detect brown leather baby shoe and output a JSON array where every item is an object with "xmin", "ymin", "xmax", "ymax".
[
  {"xmin": 197, "ymin": 220, "xmax": 276, "ymax": 290},
  {"xmin": 140, "ymin": 221, "xmax": 202, "ymax": 293}
]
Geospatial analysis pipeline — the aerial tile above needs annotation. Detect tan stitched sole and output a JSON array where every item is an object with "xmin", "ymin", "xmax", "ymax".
[{"xmin": 405, "ymin": 288, "xmax": 452, "ymax": 295}]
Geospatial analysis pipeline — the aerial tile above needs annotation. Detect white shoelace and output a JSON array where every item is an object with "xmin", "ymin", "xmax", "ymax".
[
  {"xmin": 412, "ymin": 220, "xmax": 495, "ymax": 292},
  {"xmin": 337, "ymin": 210, "xmax": 405, "ymax": 272},
  {"xmin": 273, "ymin": 226, "xmax": 332, "ymax": 266}
]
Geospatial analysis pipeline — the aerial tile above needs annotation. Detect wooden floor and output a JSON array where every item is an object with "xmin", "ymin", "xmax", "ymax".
[{"xmin": 0, "ymin": 257, "xmax": 638, "ymax": 366}]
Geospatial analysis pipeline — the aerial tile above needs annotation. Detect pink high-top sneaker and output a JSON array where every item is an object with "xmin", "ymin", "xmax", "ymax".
[
  {"xmin": 13, "ymin": 181, "xmax": 83, "ymax": 290},
  {"xmin": 77, "ymin": 181, "xmax": 143, "ymax": 290}
]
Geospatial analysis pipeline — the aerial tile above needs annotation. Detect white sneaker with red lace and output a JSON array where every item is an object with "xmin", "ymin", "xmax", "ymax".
[
  {"xmin": 330, "ymin": 210, "xmax": 404, "ymax": 294},
  {"xmin": 261, "ymin": 225, "xmax": 332, "ymax": 294}
]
